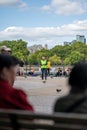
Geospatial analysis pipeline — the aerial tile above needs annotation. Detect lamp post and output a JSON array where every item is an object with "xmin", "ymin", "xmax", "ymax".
[
  {"xmin": 25, "ymin": 55, "xmax": 28, "ymax": 76},
  {"xmin": 24, "ymin": 49, "xmax": 30, "ymax": 77}
]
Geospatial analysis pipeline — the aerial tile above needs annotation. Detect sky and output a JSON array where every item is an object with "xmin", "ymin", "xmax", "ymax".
[{"xmin": 0, "ymin": 0, "xmax": 87, "ymax": 48}]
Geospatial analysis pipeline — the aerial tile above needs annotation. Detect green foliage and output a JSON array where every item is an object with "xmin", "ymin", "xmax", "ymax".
[
  {"xmin": 50, "ymin": 44, "xmax": 71, "ymax": 60},
  {"xmin": 0, "ymin": 39, "xmax": 29, "ymax": 62},
  {"xmin": 50, "ymin": 42, "xmax": 87, "ymax": 65},
  {"xmin": 68, "ymin": 51, "xmax": 85, "ymax": 65},
  {"xmin": 27, "ymin": 54, "xmax": 38, "ymax": 65},
  {"xmin": 64, "ymin": 57, "xmax": 70, "ymax": 65},
  {"xmin": 36, "ymin": 49, "xmax": 50, "ymax": 63},
  {"xmin": 49, "ymin": 55, "xmax": 61, "ymax": 65},
  {"xmin": 64, "ymin": 51, "xmax": 85, "ymax": 65},
  {"xmin": 0, "ymin": 40, "xmax": 87, "ymax": 65}
]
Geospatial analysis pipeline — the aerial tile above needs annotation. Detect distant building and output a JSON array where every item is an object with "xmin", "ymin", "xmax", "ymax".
[
  {"xmin": 71, "ymin": 40, "xmax": 77, "ymax": 44},
  {"xmin": 45, "ymin": 44, "xmax": 48, "ymax": 50},
  {"xmin": 64, "ymin": 41, "xmax": 71, "ymax": 45},
  {"xmin": 28, "ymin": 44, "xmax": 43, "ymax": 54},
  {"xmin": 63, "ymin": 35, "xmax": 86, "ymax": 45},
  {"xmin": 28, "ymin": 44, "xmax": 49, "ymax": 54},
  {"xmin": 76, "ymin": 35, "xmax": 86, "ymax": 44}
]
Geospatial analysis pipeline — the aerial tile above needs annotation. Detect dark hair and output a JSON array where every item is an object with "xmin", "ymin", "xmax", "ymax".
[
  {"xmin": 69, "ymin": 61, "xmax": 87, "ymax": 91},
  {"xmin": 0, "ymin": 54, "xmax": 19, "ymax": 72},
  {"xmin": 11, "ymin": 56, "xmax": 19, "ymax": 66}
]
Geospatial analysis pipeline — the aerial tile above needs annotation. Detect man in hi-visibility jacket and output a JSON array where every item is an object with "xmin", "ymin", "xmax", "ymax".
[{"xmin": 41, "ymin": 56, "xmax": 47, "ymax": 83}]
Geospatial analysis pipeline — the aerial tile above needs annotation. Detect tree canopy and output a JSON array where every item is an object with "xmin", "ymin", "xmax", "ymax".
[
  {"xmin": 0, "ymin": 40, "xmax": 87, "ymax": 65},
  {"xmin": 0, "ymin": 39, "xmax": 29, "ymax": 62},
  {"xmin": 28, "ymin": 42, "xmax": 87, "ymax": 65},
  {"xmin": 49, "ymin": 55, "xmax": 61, "ymax": 65}
]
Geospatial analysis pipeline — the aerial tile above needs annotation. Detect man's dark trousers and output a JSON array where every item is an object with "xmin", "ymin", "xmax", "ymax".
[{"xmin": 41, "ymin": 68, "xmax": 47, "ymax": 80}]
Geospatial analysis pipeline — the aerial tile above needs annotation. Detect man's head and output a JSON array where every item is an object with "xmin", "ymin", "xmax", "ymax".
[
  {"xmin": 6, "ymin": 48, "xmax": 12, "ymax": 55},
  {"xmin": 0, "ymin": 46, "xmax": 12, "ymax": 55},
  {"xmin": 42, "ymin": 56, "xmax": 46, "ymax": 60},
  {"xmin": 0, "ymin": 54, "xmax": 19, "ymax": 85},
  {"xmin": 69, "ymin": 61, "xmax": 87, "ymax": 92}
]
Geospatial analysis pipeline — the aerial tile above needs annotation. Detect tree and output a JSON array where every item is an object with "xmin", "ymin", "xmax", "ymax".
[
  {"xmin": 49, "ymin": 55, "xmax": 61, "ymax": 65},
  {"xmin": 68, "ymin": 51, "xmax": 85, "ymax": 65},
  {"xmin": 64, "ymin": 57, "xmax": 70, "ymax": 65},
  {"xmin": 27, "ymin": 54, "xmax": 38, "ymax": 65},
  {"xmin": 50, "ymin": 44, "xmax": 71, "ymax": 60},
  {"xmin": 13, "ymin": 52, "xmax": 24, "ymax": 60},
  {"xmin": 0, "ymin": 40, "xmax": 87, "ymax": 65},
  {"xmin": 0, "ymin": 39, "xmax": 29, "ymax": 61}
]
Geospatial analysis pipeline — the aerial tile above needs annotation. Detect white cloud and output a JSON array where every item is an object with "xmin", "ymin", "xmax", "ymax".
[
  {"xmin": 0, "ymin": 20, "xmax": 87, "ymax": 46},
  {"xmin": 41, "ymin": 0, "xmax": 86, "ymax": 15},
  {"xmin": 0, "ymin": 0, "xmax": 28, "ymax": 9},
  {"xmin": 41, "ymin": 5, "xmax": 51, "ymax": 11}
]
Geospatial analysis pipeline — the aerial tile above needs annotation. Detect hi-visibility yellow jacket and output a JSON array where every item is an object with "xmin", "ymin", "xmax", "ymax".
[
  {"xmin": 41, "ymin": 60, "xmax": 47, "ymax": 68},
  {"xmin": 47, "ymin": 61, "xmax": 51, "ymax": 69}
]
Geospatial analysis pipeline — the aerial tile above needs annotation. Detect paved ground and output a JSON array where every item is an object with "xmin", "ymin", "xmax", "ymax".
[{"xmin": 14, "ymin": 77, "xmax": 69, "ymax": 113}]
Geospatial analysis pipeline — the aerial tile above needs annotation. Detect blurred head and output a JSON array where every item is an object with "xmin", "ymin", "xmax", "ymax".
[
  {"xmin": 0, "ymin": 46, "xmax": 12, "ymax": 55},
  {"xmin": 42, "ymin": 56, "xmax": 45, "ymax": 60},
  {"xmin": 6, "ymin": 48, "xmax": 12, "ymax": 55},
  {"xmin": 0, "ymin": 46, "xmax": 8, "ymax": 54},
  {"xmin": 69, "ymin": 61, "xmax": 87, "ymax": 93},
  {"xmin": 0, "ymin": 54, "xmax": 19, "ymax": 86}
]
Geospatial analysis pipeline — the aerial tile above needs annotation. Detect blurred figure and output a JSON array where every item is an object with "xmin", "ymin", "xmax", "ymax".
[
  {"xmin": 11, "ymin": 56, "xmax": 20, "ymax": 77},
  {"xmin": 29, "ymin": 67, "xmax": 35, "ymax": 76},
  {"xmin": 56, "ymin": 68, "xmax": 62, "ymax": 77},
  {"xmin": 19, "ymin": 60, "xmax": 25, "ymax": 76},
  {"xmin": 54, "ymin": 62, "xmax": 87, "ymax": 113},
  {"xmin": 47, "ymin": 60, "xmax": 51, "ymax": 76},
  {"xmin": 63, "ymin": 69, "xmax": 67, "ymax": 77},
  {"xmin": 0, "ymin": 54, "xmax": 33, "ymax": 111},
  {"xmin": 0, "ymin": 46, "xmax": 12, "ymax": 55},
  {"xmin": 0, "ymin": 46, "xmax": 24, "ymax": 77},
  {"xmin": 59, "ymin": 68, "xmax": 62, "ymax": 76},
  {"xmin": 6, "ymin": 48, "xmax": 12, "ymax": 55},
  {"xmin": 0, "ymin": 46, "xmax": 8, "ymax": 54},
  {"xmin": 0, "ymin": 46, "xmax": 19, "ymax": 75},
  {"xmin": 66, "ymin": 68, "xmax": 71, "ymax": 77},
  {"xmin": 40, "ymin": 56, "xmax": 47, "ymax": 83}
]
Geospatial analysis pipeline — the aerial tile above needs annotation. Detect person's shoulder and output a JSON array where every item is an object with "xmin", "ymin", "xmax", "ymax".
[
  {"xmin": 54, "ymin": 95, "xmax": 71, "ymax": 112},
  {"xmin": 10, "ymin": 87, "xmax": 34, "ymax": 111},
  {"xmin": 55, "ymin": 95, "xmax": 68, "ymax": 106},
  {"xmin": 12, "ymin": 87, "xmax": 27, "ymax": 98}
]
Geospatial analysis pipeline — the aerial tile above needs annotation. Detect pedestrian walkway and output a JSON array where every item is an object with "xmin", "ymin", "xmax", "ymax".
[{"xmin": 14, "ymin": 77, "xmax": 69, "ymax": 113}]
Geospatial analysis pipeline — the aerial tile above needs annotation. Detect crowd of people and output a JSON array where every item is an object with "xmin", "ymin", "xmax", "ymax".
[
  {"xmin": 55, "ymin": 67, "xmax": 71, "ymax": 77},
  {"xmin": 0, "ymin": 46, "xmax": 70, "ymax": 80},
  {"xmin": 0, "ymin": 45, "xmax": 87, "ymax": 116},
  {"xmin": 40, "ymin": 56, "xmax": 71, "ymax": 83}
]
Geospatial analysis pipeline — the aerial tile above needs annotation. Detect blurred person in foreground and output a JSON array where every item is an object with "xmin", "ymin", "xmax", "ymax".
[
  {"xmin": 0, "ymin": 46, "xmax": 19, "ymax": 75},
  {"xmin": 0, "ymin": 46, "xmax": 12, "ymax": 55},
  {"xmin": 54, "ymin": 61, "xmax": 87, "ymax": 113},
  {"xmin": 0, "ymin": 46, "xmax": 25, "ymax": 77},
  {"xmin": 0, "ymin": 54, "xmax": 33, "ymax": 111}
]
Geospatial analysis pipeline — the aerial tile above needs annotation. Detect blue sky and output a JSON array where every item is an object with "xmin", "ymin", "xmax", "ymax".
[{"xmin": 0, "ymin": 0, "xmax": 87, "ymax": 48}]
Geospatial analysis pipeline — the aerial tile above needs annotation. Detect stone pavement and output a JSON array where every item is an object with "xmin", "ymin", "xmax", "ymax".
[{"xmin": 14, "ymin": 77, "xmax": 69, "ymax": 113}]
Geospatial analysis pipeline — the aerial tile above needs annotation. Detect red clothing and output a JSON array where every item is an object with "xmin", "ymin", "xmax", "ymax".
[{"xmin": 0, "ymin": 79, "xmax": 34, "ymax": 111}]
